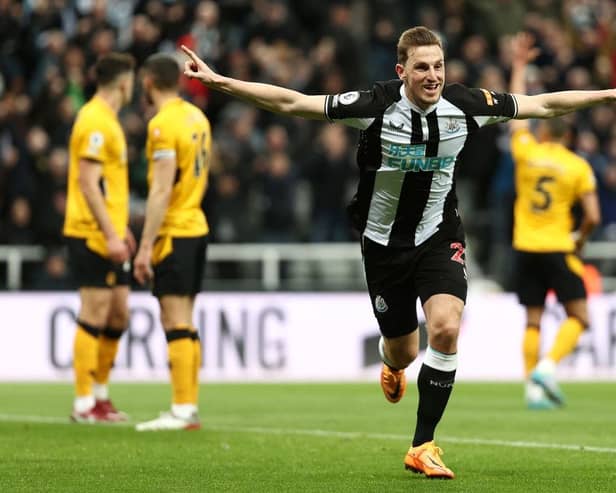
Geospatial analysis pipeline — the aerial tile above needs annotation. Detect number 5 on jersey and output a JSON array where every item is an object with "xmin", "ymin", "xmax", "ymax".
[{"xmin": 532, "ymin": 175, "xmax": 555, "ymax": 212}]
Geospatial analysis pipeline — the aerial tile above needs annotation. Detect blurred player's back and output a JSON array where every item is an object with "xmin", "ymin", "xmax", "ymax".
[
  {"xmin": 512, "ymin": 128, "xmax": 596, "ymax": 253},
  {"xmin": 145, "ymin": 98, "xmax": 211, "ymax": 239},
  {"xmin": 64, "ymin": 96, "xmax": 129, "ymax": 256}
]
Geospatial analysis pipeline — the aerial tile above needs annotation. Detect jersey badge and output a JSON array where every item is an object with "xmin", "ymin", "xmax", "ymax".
[
  {"xmin": 339, "ymin": 91, "xmax": 360, "ymax": 105},
  {"xmin": 375, "ymin": 295, "xmax": 388, "ymax": 313},
  {"xmin": 445, "ymin": 118, "xmax": 460, "ymax": 134},
  {"xmin": 87, "ymin": 131, "xmax": 104, "ymax": 154}
]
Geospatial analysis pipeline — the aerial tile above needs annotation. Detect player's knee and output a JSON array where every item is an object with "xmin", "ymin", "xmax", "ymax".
[
  {"xmin": 565, "ymin": 310, "xmax": 588, "ymax": 329},
  {"xmin": 80, "ymin": 300, "xmax": 111, "ymax": 327},
  {"xmin": 388, "ymin": 347, "xmax": 416, "ymax": 368},
  {"xmin": 160, "ymin": 310, "xmax": 174, "ymax": 330},
  {"xmin": 81, "ymin": 287, "xmax": 117, "ymax": 317},
  {"xmin": 159, "ymin": 310, "xmax": 189, "ymax": 330},
  {"xmin": 428, "ymin": 321, "xmax": 459, "ymax": 351},
  {"xmin": 569, "ymin": 314, "xmax": 589, "ymax": 329},
  {"xmin": 108, "ymin": 307, "xmax": 129, "ymax": 329},
  {"xmin": 388, "ymin": 340, "xmax": 418, "ymax": 367},
  {"xmin": 564, "ymin": 299, "xmax": 588, "ymax": 326}
]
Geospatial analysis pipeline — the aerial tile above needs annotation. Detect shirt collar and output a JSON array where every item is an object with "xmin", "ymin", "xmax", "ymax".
[{"xmin": 399, "ymin": 83, "xmax": 438, "ymax": 114}]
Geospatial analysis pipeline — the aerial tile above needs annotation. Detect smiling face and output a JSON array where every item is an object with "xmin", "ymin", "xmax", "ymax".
[{"xmin": 396, "ymin": 44, "xmax": 445, "ymax": 110}]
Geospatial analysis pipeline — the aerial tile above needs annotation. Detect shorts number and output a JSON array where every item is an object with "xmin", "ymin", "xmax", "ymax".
[
  {"xmin": 450, "ymin": 242, "xmax": 465, "ymax": 265},
  {"xmin": 532, "ymin": 175, "xmax": 555, "ymax": 212},
  {"xmin": 193, "ymin": 132, "xmax": 207, "ymax": 177}
]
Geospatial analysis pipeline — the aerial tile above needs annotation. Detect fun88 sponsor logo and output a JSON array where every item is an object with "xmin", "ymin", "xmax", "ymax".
[{"xmin": 384, "ymin": 143, "xmax": 455, "ymax": 172}]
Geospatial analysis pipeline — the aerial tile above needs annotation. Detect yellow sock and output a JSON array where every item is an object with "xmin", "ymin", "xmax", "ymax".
[
  {"xmin": 94, "ymin": 327, "xmax": 124, "ymax": 385},
  {"xmin": 167, "ymin": 328, "xmax": 194, "ymax": 405},
  {"xmin": 191, "ymin": 330, "xmax": 201, "ymax": 405},
  {"xmin": 548, "ymin": 317, "xmax": 585, "ymax": 363},
  {"xmin": 522, "ymin": 327, "xmax": 540, "ymax": 377},
  {"xmin": 73, "ymin": 321, "xmax": 100, "ymax": 397}
]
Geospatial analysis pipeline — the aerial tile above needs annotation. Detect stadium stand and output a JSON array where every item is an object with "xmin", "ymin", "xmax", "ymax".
[{"xmin": 1, "ymin": 0, "xmax": 616, "ymax": 290}]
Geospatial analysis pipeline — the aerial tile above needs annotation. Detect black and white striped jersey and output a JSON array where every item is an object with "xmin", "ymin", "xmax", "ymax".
[{"xmin": 325, "ymin": 80, "xmax": 519, "ymax": 248}]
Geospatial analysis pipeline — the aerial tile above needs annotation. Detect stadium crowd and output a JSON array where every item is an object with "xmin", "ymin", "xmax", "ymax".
[{"xmin": 1, "ymin": 0, "xmax": 616, "ymax": 289}]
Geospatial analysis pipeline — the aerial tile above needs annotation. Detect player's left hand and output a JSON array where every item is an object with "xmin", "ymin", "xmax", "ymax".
[
  {"xmin": 510, "ymin": 32, "xmax": 540, "ymax": 67},
  {"xmin": 133, "ymin": 247, "xmax": 153, "ymax": 285}
]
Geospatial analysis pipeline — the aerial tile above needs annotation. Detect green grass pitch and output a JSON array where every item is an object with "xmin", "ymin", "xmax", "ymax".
[{"xmin": 1, "ymin": 382, "xmax": 615, "ymax": 492}]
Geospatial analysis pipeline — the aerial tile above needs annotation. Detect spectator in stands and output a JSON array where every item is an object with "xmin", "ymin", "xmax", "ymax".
[
  {"xmin": 256, "ymin": 150, "xmax": 297, "ymax": 243},
  {"xmin": 596, "ymin": 162, "xmax": 616, "ymax": 235},
  {"xmin": 302, "ymin": 124, "xmax": 357, "ymax": 242},
  {"xmin": 128, "ymin": 14, "xmax": 162, "ymax": 66},
  {"xmin": 1, "ymin": 0, "xmax": 616, "ymax": 291},
  {"xmin": 34, "ymin": 146, "xmax": 68, "ymax": 247},
  {"xmin": 30, "ymin": 248, "xmax": 72, "ymax": 291},
  {"xmin": 191, "ymin": 0, "xmax": 223, "ymax": 65},
  {"xmin": 1, "ymin": 196, "xmax": 35, "ymax": 245}
]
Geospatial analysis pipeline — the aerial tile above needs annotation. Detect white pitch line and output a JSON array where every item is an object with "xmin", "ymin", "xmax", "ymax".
[
  {"xmin": 205, "ymin": 424, "xmax": 616, "ymax": 454},
  {"xmin": 0, "ymin": 414, "xmax": 75, "ymax": 425},
  {"xmin": 426, "ymin": 436, "xmax": 616, "ymax": 454},
  {"xmin": 1, "ymin": 414, "xmax": 615, "ymax": 454}
]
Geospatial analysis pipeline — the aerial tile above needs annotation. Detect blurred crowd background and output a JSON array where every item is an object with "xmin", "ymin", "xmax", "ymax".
[{"xmin": 1, "ymin": 0, "xmax": 616, "ymax": 290}]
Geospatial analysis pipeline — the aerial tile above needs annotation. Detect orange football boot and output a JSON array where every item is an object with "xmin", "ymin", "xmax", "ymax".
[
  {"xmin": 404, "ymin": 440, "xmax": 455, "ymax": 479},
  {"xmin": 380, "ymin": 363, "xmax": 406, "ymax": 403}
]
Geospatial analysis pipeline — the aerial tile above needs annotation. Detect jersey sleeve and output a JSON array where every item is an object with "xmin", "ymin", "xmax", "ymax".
[
  {"xmin": 510, "ymin": 127, "xmax": 537, "ymax": 163},
  {"xmin": 74, "ymin": 117, "xmax": 108, "ymax": 163},
  {"xmin": 325, "ymin": 81, "xmax": 398, "ymax": 130},
  {"xmin": 147, "ymin": 116, "xmax": 177, "ymax": 161},
  {"xmin": 443, "ymin": 83, "xmax": 518, "ymax": 127}
]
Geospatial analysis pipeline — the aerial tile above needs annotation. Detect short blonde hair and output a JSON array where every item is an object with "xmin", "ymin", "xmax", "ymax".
[{"xmin": 397, "ymin": 26, "xmax": 443, "ymax": 65}]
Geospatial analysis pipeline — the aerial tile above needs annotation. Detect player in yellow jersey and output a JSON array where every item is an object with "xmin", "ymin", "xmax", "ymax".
[
  {"xmin": 133, "ymin": 54, "xmax": 211, "ymax": 431},
  {"xmin": 63, "ymin": 53, "xmax": 136, "ymax": 422},
  {"xmin": 509, "ymin": 34, "xmax": 601, "ymax": 409}
]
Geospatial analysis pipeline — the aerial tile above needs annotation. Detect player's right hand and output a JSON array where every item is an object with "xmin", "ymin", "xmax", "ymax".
[
  {"xmin": 181, "ymin": 45, "xmax": 219, "ymax": 85},
  {"xmin": 133, "ymin": 247, "xmax": 153, "ymax": 286},
  {"xmin": 107, "ymin": 235, "xmax": 130, "ymax": 264}
]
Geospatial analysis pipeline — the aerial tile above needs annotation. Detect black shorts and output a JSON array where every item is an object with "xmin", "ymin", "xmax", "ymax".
[
  {"xmin": 362, "ymin": 232, "xmax": 468, "ymax": 338},
  {"xmin": 65, "ymin": 237, "xmax": 130, "ymax": 288},
  {"xmin": 152, "ymin": 235, "xmax": 207, "ymax": 298},
  {"xmin": 514, "ymin": 250, "xmax": 586, "ymax": 306}
]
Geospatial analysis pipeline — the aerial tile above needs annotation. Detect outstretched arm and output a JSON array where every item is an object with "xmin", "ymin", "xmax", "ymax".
[
  {"xmin": 509, "ymin": 33, "xmax": 616, "ymax": 119},
  {"xmin": 515, "ymin": 89, "xmax": 616, "ymax": 119},
  {"xmin": 181, "ymin": 45, "xmax": 327, "ymax": 120}
]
